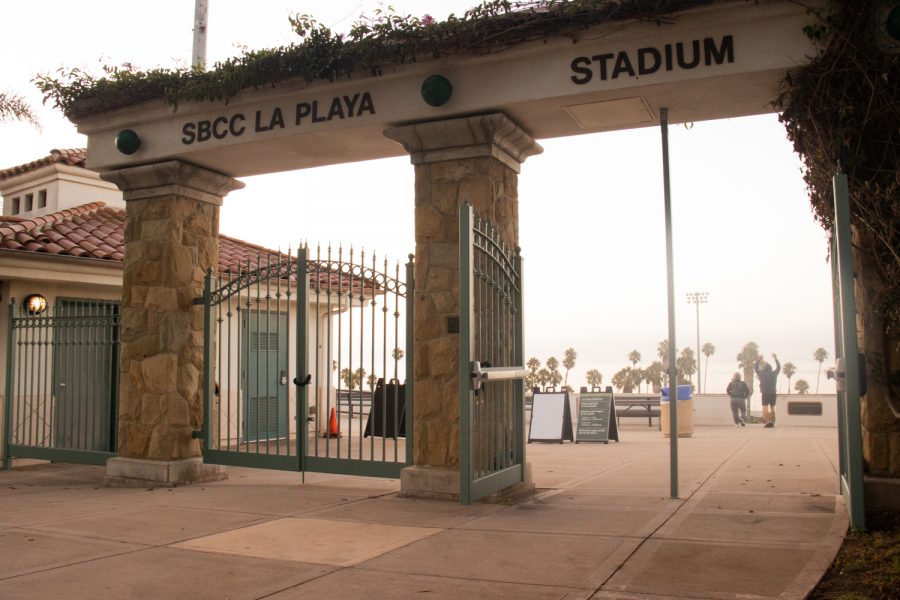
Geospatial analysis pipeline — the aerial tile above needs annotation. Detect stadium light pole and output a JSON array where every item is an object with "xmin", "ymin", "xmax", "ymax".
[{"xmin": 686, "ymin": 292, "xmax": 708, "ymax": 393}]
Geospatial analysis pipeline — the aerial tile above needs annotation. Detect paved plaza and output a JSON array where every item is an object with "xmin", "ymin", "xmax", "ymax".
[{"xmin": 0, "ymin": 424, "xmax": 846, "ymax": 599}]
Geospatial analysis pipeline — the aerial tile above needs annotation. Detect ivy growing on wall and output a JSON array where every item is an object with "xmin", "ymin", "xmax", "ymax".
[
  {"xmin": 34, "ymin": 0, "xmax": 712, "ymax": 119},
  {"xmin": 776, "ymin": 0, "xmax": 899, "ymax": 328}
]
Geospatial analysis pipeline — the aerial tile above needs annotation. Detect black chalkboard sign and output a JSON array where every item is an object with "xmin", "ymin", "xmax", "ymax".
[{"xmin": 576, "ymin": 392, "xmax": 619, "ymax": 443}]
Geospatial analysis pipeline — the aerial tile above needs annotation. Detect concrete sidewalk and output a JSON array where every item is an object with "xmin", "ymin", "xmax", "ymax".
[{"xmin": 0, "ymin": 425, "xmax": 846, "ymax": 599}]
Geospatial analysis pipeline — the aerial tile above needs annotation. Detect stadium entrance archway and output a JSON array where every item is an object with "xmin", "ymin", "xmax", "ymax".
[{"xmin": 71, "ymin": 1, "xmax": 865, "ymax": 525}]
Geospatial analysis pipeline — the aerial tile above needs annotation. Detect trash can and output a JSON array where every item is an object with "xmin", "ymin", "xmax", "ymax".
[{"xmin": 660, "ymin": 385, "xmax": 694, "ymax": 437}]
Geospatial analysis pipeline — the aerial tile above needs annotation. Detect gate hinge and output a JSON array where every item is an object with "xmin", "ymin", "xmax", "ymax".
[
  {"xmin": 192, "ymin": 297, "xmax": 205, "ymax": 305},
  {"xmin": 191, "ymin": 430, "xmax": 203, "ymax": 439}
]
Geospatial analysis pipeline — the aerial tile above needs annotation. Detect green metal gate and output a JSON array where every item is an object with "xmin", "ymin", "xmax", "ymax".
[
  {"xmin": 830, "ymin": 169, "xmax": 865, "ymax": 529},
  {"xmin": 199, "ymin": 245, "xmax": 414, "ymax": 478},
  {"xmin": 459, "ymin": 204, "xmax": 527, "ymax": 504},
  {"xmin": 4, "ymin": 299, "xmax": 119, "ymax": 469}
]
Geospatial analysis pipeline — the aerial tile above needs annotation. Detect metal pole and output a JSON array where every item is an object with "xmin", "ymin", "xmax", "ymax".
[
  {"xmin": 685, "ymin": 292, "xmax": 707, "ymax": 393},
  {"xmin": 833, "ymin": 169, "xmax": 865, "ymax": 529},
  {"xmin": 695, "ymin": 301, "xmax": 700, "ymax": 394},
  {"xmin": 660, "ymin": 107, "xmax": 679, "ymax": 499},
  {"xmin": 192, "ymin": 0, "xmax": 208, "ymax": 70},
  {"xmin": 3, "ymin": 301, "xmax": 16, "ymax": 470}
]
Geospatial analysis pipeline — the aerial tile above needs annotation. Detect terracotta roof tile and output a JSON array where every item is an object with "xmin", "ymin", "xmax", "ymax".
[
  {"xmin": 0, "ymin": 202, "xmax": 329, "ymax": 282},
  {"xmin": 0, "ymin": 148, "xmax": 88, "ymax": 181},
  {"xmin": 0, "ymin": 200, "xmax": 380, "ymax": 293}
]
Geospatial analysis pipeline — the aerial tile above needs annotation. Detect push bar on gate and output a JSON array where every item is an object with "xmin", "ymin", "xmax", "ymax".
[{"xmin": 471, "ymin": 361, "xmax": 528, "ymax": 391}]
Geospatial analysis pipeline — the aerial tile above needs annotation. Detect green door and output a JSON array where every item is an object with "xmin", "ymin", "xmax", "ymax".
[
  {"xmin": 243, "ymin": 313, "xmax": 289, "ymax": 442},
  {"xmin": 53, "ymin": 300, "xmax": 118, "ymax": 452}
]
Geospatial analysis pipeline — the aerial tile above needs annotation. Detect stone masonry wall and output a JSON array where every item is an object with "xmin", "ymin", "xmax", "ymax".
[
  {"xmin": 413, "ymin": 157, "xmax": 519, "ymax": 467},
  {"xmin": 118, "ymin": 195, "xmax": 219, "ymax": 460}
]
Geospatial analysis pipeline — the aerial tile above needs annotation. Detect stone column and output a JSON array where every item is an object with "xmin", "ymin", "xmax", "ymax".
[
  {"xmin": 385, "ymin": 113, "xmax": 542, "ymax": 500},
  {"xmin": 100, "ymin": 161, "xmax": 244, "ymax": 486}
]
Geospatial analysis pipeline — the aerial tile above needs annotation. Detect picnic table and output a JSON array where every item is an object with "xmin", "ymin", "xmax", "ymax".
[{"xmin": 614, "ymin": 393, "xmax": 661, "ymax": 427}]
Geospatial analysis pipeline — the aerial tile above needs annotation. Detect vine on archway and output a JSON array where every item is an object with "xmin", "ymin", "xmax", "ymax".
[
  {"xmin": 34, "ymin": 0, "xmax": 713, "ymax": 120},
  {"xmin": 776, "ymin": 0, "xmax": 899, "ymax": 330}
]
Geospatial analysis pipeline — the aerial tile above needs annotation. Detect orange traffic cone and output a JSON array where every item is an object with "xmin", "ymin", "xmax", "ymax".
[{"xmin": 321, "ymin": 407, "xmax": 342, "ymax": 438}]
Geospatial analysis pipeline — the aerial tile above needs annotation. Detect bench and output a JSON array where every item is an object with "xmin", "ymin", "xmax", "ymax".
[
  {"xmin": 336, "ymin": 390, "xmax": 373, "ymax": 415},
  {"xmin": 614, "ymin": 394, "xmax": 661, "ymax": 427}
]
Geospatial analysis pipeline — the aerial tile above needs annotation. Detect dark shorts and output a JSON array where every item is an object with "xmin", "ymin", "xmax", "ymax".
[{"xmin": 761, "ymin": 393, "xmax": 777, "ymax": 406}]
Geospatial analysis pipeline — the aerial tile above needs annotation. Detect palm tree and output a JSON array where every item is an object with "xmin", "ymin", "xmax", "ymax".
[
  {"xmin": 611, "ymin": 369, "xmax": 628, "ymax": 392},
  {"xmin": 537, "ymin": 368, "xmax": 551, "ymax": 391},
  {"xmin": 813, "ymin": 347, "xmax": 829, "ymax": 393},
  {"xmin": 586, "ymin": 369, "xmax": 603, "ymax": 391},
  {"xmin": 353, "ymin": 368, "xmax": 366, "ymax": 390},
  {"xmin": 549, "ymin": 369, "xmax": 563, "ymax": 391},
  {"xmin": 657, "ymin": 339, "xmax": 671, "ymax": 386},
  {"xmin": 782, "ymin": 362, "xmax": 797, "ymax": 394},
  {"xmin": 628, "ymin": 350, "xmax": 641, "ymax": 367},
  {"xmin": 736, "ymin": 342, "xmax": 761, "ymax": 397},
  {"xmin": 546, "ymin": 356, "xmax": 560, "ymax": 390},
  {"xmin": 629, "ymin": 367, "xmax": 644, "ymax": 392},
  {"xmin": 562, "ymin": 348, "xmax": 577, "ymax": 388},
  {"xmin": 701, "ymin": 342, "xmax": 715, "ymax": 393},
  {"xmin": 0, "ymin": 91, "xmax": 39, "ymax": 127},
  {"xmin": 795, "ymin": 379, "xmax": 810, "ymax": 394},
  {"xmin": 644, "ymin": 361, "xmax": 663, "ymax": 393},
  {"xmin": 340, "ymin": 367, "xmax": 353, "ymax": 389},
  {"xmin": 677, "ymin": 347, "xmax": 697, "ymax": 387},
  {"xmin": 366, "ymin": 373, "xmax": 379, "ymax": 391},
  {"xmin": 526, "ymin": 357, "xmax": 541, "ymax": 391}
]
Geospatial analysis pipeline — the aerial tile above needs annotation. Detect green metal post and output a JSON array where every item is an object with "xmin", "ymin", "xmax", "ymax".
[
  {"xmin": 830, "ymin": 238, "xmax": 848, "ymax": 485},
  {"xmin": 459, "ymin": 203, "xmax": 474, "ymax": 505},
  {"xmin": 3, "ymin": 301, "xmax": 15, "ymax": 470},
  {"xmin": 660, "ymin": 107, "xmax": 679, "ymax": 499},
  {"xmin": 200, "ymin": 269, "xmax": 213, "ymax": 448},
  {"xmin": 514, "ymin": 252, "xmax": 525, "ymax": 478},
  {"xmin": 297, "ymin": 246, "xmax": 309, "ymax": 477},
  {"xmin": 405, "ymin": 254, "xmax": 415, "ymax": 465},
  {"xmin": 833, "ymin": 169, "xmax": 865, "ymax": 529}
]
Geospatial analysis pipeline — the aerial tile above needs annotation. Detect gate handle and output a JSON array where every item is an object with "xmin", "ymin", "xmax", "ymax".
[
  {"xmin": 294, "ymin": 374, "xmax": 312, "ymax": 386},
  {"xmin": 471, "ymin": 361, "xmax": 527, "ymax": 391}
]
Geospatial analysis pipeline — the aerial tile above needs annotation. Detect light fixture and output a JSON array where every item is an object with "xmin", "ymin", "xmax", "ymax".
[
  {"xmin": 24, "ymin": 294, "xmax": 48, "ymax": 315},
  {"xmin": 115, "ymin": 129, "xmax": 142, "ymax": 155},
  {"xmin": 421, "ymin": 74, "xmax": 453, "ymax": 107}
]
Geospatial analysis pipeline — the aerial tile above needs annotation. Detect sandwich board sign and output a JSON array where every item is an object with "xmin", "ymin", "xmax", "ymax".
[
  {"xmin": 576, "ymin": 392, "xmax": 619, "ymax": 443},
  {"xmin": 528, "ymin": 392, "xmax": 574, "ymax": 443}
]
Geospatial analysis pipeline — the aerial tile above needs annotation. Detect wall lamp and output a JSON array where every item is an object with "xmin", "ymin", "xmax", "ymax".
[{"xmin": 24, "ymin": 294, "xmax": 48, "ymax": 315}]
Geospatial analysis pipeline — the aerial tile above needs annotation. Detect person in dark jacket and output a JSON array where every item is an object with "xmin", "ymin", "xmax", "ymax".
[
  {"xmin": 754, "ymin": 353, "xmax": 780, "ymax": 428},
  {"xmin": 726, "ymin": 372, "xmax": 749, "ymax": 426}
]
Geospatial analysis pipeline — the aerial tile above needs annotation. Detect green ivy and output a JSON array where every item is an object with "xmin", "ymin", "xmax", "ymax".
[
  {"xmin": 777, "ymin": 0, "xmax": 899, "ymax": 328},
  {"xmin": 34, "ymin": 0, "xmax": 712, "ymax": 119}
]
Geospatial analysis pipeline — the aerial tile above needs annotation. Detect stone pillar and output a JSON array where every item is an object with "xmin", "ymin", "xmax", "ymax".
[
  {"xmin": 100, "ymin": 161, "xmax": 244, "ymax": 486},
  {"xmin": 385, "ymin": 114, "xmax": 542, "ymax": 500}
]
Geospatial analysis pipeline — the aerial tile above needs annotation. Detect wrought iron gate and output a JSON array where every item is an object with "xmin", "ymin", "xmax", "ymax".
[
  {"xmin": 199, "ymin": 245, "xmax": 413, "ymax": 478},
  {"xmin": 4, "ymin": 300, "xmax": 119, "ymax": 469},
  {"xmin": 459, "ymin": 204, "xmax": 526, "ymax": 504},
  {"xmin": 830, "ymin": 170, "xmax": 865, "ymax": 529}
]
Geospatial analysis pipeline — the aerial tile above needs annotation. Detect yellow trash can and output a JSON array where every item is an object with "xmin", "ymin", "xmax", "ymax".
[{"xmin": 660, "ymin": 385, "xmax": 694, "ymax": 437}]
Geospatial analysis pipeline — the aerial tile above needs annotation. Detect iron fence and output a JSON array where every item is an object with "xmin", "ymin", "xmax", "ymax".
[
  {"xmin": 3, "ymin": 300, "xmax": 119, "ymax": 469},
  {"xmin": 200, "ymin": 245, "xmax": 414, "ymax": 478}
]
